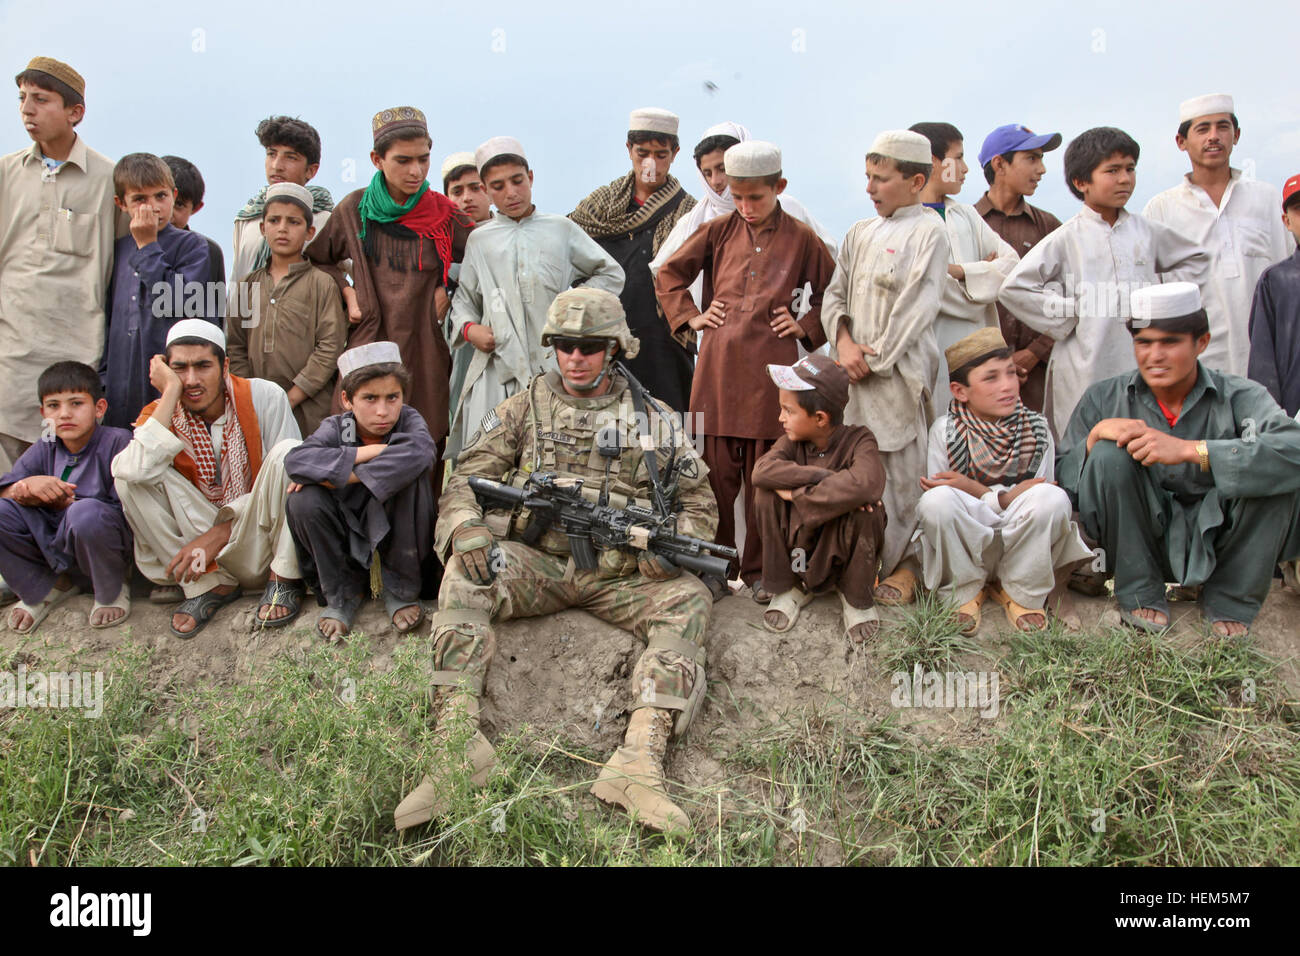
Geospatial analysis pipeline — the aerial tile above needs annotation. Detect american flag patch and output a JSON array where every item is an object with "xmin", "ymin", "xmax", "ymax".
[{"xmin": 482, "ymin": 410, "xmax": 503, "ymax": 432}]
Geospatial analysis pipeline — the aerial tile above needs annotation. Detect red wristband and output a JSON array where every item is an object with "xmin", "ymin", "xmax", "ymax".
[{"xmin": 463, "ymin": 322, "xmax": 477, "ymax": 342}]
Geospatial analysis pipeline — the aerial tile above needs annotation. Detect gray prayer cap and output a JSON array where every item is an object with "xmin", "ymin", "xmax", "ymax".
[{"xmin": 264, "ymin": 182, "xmax": 313, "ymax": 213}]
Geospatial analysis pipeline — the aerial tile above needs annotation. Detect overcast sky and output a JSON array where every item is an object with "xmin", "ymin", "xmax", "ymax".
[{"xmin": 4, "ymin": 0, "xmax": 1296, "ymax": 271}]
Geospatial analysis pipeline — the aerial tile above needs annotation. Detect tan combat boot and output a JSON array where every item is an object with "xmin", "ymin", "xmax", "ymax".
[
  {"xmin": 590, "ymin": 707, "xmax": 690, "ymax": 833},
  {"xmin": 394, "ymin": 689, "xmax": 497, "ymax": 831}
]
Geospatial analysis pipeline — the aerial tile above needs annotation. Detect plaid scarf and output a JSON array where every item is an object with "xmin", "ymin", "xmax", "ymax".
[
  {"xmin": 569, "ymin": 172, "xmax": 695, "ymax": 257},
  {"xmin": 946, "ymin": 398, "xmax": 1048, "ymax": 486},
  {"xmin": 235, "ymin": 184, "xmax": 335, "ymax": 273},
  {"xmin": 171, "ymin": 375, "xmax": 252, "ymax": 506},
  {"xmin": 356, "ymin": 171, "xmax": 464, "ymax": 283}
]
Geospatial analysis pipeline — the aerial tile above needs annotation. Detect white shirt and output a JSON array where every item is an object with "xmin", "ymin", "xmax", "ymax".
[
  {"xmin": 935, "ymin": 197, "xmax": 1019, "ymax": 343},
  {"xmin": 446, "ymin": 209, "xmax": 624, "ymax": 458},
  {"xmin": 998, "ymin": 206, "xmax": 1211, "ymax": 437},
  {"xmin": 821, "ymin": 204, "xmax": 950, "ymax": 451},
  {"xmin": 1144, "ymin": 168, "xmax": 1295, "ymax": 376}
]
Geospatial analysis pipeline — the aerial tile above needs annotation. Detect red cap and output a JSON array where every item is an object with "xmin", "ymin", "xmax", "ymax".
[{"xmin": 1283, "ymin": 174, "xmax": 1300, "ymax": 210}]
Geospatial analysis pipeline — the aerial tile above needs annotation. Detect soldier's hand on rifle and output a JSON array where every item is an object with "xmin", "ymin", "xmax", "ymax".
[
  {"xmin": 637, "ymin": 552, "xmax": 680, "ymax": 581},
  {"xmin": 452, "ymin": 521, "xmax": 496, "ymax": 586}
]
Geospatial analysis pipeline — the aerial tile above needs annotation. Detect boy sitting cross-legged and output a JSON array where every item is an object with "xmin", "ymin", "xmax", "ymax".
[
  {"xmin": 752, "ymin": 353, "xmax": 887, "ymax": 643},
  {"xmin": 915, "ymin": 328, "xmax": 1092, "ymax": 633}
]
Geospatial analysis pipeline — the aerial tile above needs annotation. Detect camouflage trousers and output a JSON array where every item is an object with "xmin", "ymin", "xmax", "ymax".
[{"xmin": 432, "ymin": 540, "xmax": 712, "ymax": 729}]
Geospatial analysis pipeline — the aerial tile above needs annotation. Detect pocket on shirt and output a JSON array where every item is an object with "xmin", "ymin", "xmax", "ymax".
[
  {"xmin": 1236, "ymin": 223, "xmax": 1274, "ymax": 258},
  {"xmin": 51, "ymin": 209, "xmax": 99, "ymax": 257}
]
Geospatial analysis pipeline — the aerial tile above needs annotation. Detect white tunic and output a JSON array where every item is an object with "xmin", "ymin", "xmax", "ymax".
[
  {"xmin": 1143, "ymin": 169, "xmax": 1295, "ymax": 376},
  {"xmin": 932, "ymin": 198, "xmax": 1019, "ymax": 395},
  {"xmin": 915, "ymin": 415, "xmax": 1092, "ymax": 607},
  {"xmin": 821, "ymin": 203, "xmax": 950, "ymax": 576},
  {"xmin": 446, "ymin": 209, "xmax": 624, "ymax": 459},
  {"xmin": 998, "ymin": 206, "xmax": 1211, "ymax": 437}
]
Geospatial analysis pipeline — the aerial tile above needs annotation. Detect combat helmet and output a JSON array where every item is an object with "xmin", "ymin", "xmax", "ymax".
[{"xmin": 541, "ymin": 288, "xmax": 640, "ymax": 360}]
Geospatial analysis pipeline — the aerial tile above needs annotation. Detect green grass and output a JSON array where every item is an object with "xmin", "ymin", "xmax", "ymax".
[{"xmin": 2, "ymin": 604, "xmax": 1297, "ymax": 866}]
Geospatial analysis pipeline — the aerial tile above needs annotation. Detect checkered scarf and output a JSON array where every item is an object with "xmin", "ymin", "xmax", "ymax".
[
  {"xmin": 171, "ymin": 375, "xmax": 252, "ymax": 506},
  {"xmin": 569, "ymin": 172, "xmax": 695, "ymax": 257},
  {"xmin": 946, "ymin": 398, "xmax": 1048, "ymax": 486}
]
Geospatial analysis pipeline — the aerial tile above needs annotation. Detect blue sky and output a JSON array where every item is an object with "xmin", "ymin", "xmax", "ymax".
[{"xmin": 4, "ymin": 0, "xmax": 1295, "ymax": 271}]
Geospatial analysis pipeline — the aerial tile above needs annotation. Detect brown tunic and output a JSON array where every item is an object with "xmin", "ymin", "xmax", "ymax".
[
  {"xmin": 655, "ymin": 206, "xmax": 836, "ymax": 439},
  {"xmin": 226, "ymin": 260, "xmax": 348, "ymax": 437},
  {"xmin": 306, "ymin": 189, "xmax": 470, "ymax": 443},
  {"xmin": 751, "ymin": 424, "xmax": 887, "ymax": 606},
  {"xmin": 975, "ymin": 193, "xmax": 1062, "ymax": 412}
]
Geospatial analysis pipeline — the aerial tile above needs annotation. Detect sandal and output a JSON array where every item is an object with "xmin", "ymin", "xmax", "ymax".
[
  {"xmin": 316, "ymin": 604, "xmax": 359, "ymax": 642},
  {"xmin": 8, "ymin": 583, "xmax": 80, "ymax": 635},
  {"xmin": 840, "ymin": 592, "xmax": 881, "ymax": 644},
  {"xmin": 956, "ymin": 588, "xmax": 987, "ymax": 635},
  {"xmin": 255, "ymin": 578, "xmax": 305, "ymax": 629},
  {"xmin": 0, "ymin": 579, "xmax": 17, "ymax": 607},
  {"xmin": 751, "ymin": 585, "xmax": 774, "ymax": 604},
  {"xmin": 987, "ymin": 585, "xmax": 1048, "ymax": 633},
  {"xmin": 90, "ymin": 586, "xmax": 132, "ymax": 629},
  {"xmin": 150, "ymin": 583, "xmax": 184, "ymax": 605},
  {"xmin": 384, "ymin": 590, "xmax": 425, "ymax": 634},
  {"xmin": 762, "ymin": 587, "xmax": 813, "ymax": 633},
  {"xmin": 170, "ymin": 587, "xmax": 241, "ymax": 640},
  {"xmin": 873, "ymin": 568, "xmax": 917, "ymax": 606},
  {"xmin": 1200, "ymin": 604, "xmax": 1250, "ymax": 639},
  {"xmin": 1118, "ymin": 604, "xmax": 1171, "ymax": 634}
]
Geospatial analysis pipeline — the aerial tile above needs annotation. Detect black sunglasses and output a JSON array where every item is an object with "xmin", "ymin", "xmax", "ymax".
[{"xmin": 551, "ymin": 337, "xmax": 609, "ymax": 356}]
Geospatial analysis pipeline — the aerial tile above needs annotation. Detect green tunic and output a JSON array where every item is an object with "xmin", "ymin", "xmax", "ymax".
[{"xmin": 1057, "ymin": 364, "xmax": 1300, "ymax": 622}]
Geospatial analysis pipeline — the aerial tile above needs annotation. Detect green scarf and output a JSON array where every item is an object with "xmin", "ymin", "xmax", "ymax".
[{"xmin": 357, "ymin": 170, "xmax": 430, "ymax": 241}]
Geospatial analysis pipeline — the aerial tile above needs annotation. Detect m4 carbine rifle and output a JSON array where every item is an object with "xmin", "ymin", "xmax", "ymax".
[{"xmin": 468, "ymin": 471, "xmax": 736, "ymax": 580}]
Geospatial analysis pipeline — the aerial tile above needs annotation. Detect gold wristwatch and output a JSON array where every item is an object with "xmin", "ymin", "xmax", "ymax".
[{"xmin": 1196, "ymin": 440, "xmax": 1209, "ymax": 473}]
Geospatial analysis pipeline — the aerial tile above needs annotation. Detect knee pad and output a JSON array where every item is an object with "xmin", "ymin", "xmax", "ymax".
[{"xmin": 631, "ymin": 634, "xmax": 707, "ymax": 737}]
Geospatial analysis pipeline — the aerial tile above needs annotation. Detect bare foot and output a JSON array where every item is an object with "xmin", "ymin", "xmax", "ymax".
[
  {"xmin": 90, "ymin": 603, "xmax": 127, "ymax": 627},
  {"xmin": 1210, "ymin": 619, "xmax": 1248, "ymax": 637},
  {"xmin": 873, "ymin": 583, "xmax": 901, "ymax": 603},
  {"xmin": 956, "ymin": 612, "xmax": 978, "ymax": 633},
  {"xmin": 172, "ymin": 584, "xmax": 236, "ymax": 634},
  {"xmin": 1131, "ymin": 607, "xmax": 1169, "ymax": 628},
  {"xmin": 8, "ymin": 605, "xmax": 32, "ymax": 631},
  {"xmin": 391, "ymin": 603, "xmax": 422, "ymax": 632},
  {"xmin": 846, "ymin": 620, "xmax": 881, "ymax": 643},
  {"xmin": 1015, "ymin": 611, "xmax": 1048, "ymax": 631},
  {"xmin": 763, "ymin": 608, "xmax": 790, "ymax": 630},
  {"xmin": 317, "ymin": 616, "xmax": 350, "ymax": 641},
  {"xmin": 257, "ymin": 572, "xmax": 300, "ymax": 622}
]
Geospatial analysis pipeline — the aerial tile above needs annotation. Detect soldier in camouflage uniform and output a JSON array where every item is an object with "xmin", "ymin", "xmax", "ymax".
[{"xmin": 394, "ymin": 288, "xmax": 718, "ymax": 834}]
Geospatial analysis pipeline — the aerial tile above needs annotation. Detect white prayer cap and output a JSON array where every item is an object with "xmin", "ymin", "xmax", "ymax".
[
  {"xmin": 868, "ymin": 129, "xmax": 932, "ymax": 166},
  {"xmin": 166, "ymin": 319, "xmax": 225, "ymax": 350},
  {"xmin": 475, "ymin": 136, "xmax": 527, "ymax": 172},
  {"xmin": 440, "ymin": 151, "xmax": 478, "ymax": 182},
  {"xmin": 628, "ymin": 107, "xmax": 679, "ymax": 136},
  {"xmin": 1129, "ymin": 282, "xmax": 1203, "ymax": 327},
  {"xmin": 337, "ymin": 341, "xmax": 402, "ymax": 378},
  {"xmin": 264, "ymin": 182, "xmax": 313, "ymax": 212},
  {"xmin": 724, "ymin": 140, "xmax": 782, "ymax": 177},
  {"xmin": 1178, "ymin": 94, "xmax": 1235, "ymax": 125}
]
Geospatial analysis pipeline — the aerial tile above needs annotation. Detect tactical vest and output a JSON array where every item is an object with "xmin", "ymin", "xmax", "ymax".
[{"xmin": 486, "ymin": 373, "xmax": 682, "ymax": 573}]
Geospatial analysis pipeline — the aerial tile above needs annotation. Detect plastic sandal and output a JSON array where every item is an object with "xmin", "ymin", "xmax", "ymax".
[
  {"xmin": 874, "ymin": 568, "xmax": 917, "ymax": 606},
  {"xmin": 1118, "ymin": 604, "xmax": 1171, "ymax": 634},
  {"xmin": 170, "ymin": 587, "xmax": 241, "ymax": 640},
  {"xmin": 8, "ymin": 583, "xmax": 80, "ymax": 635},
  {"xmin": 90, "ymin": 586, "xmax": 132, "ymax": 629},
  {"xmin": 987, "ymin": 585, "xmax": 1048, "ymax": 633},
  {"xmin": 255, "ymin": 578, "xmax": 305, "ymax": 629},
  {"xmin": 383, "ymin": 590, "xmax": 425, "ymax": 634},
  {"xmin": 840, "ymin": 592, "xmax": 881, "ymax": 643},
  {"xmin": 956, "ymin": 588, "xmax": 987, "ymax": 635},
  {"xmin": 762, "ymin": 587, "xmax": 813, "ymax": 633}
]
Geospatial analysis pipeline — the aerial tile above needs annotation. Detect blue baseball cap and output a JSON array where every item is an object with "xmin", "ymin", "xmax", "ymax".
[{"xmin": 978, "ymin": 124, "xmax": 1063, "ymax": 168}]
